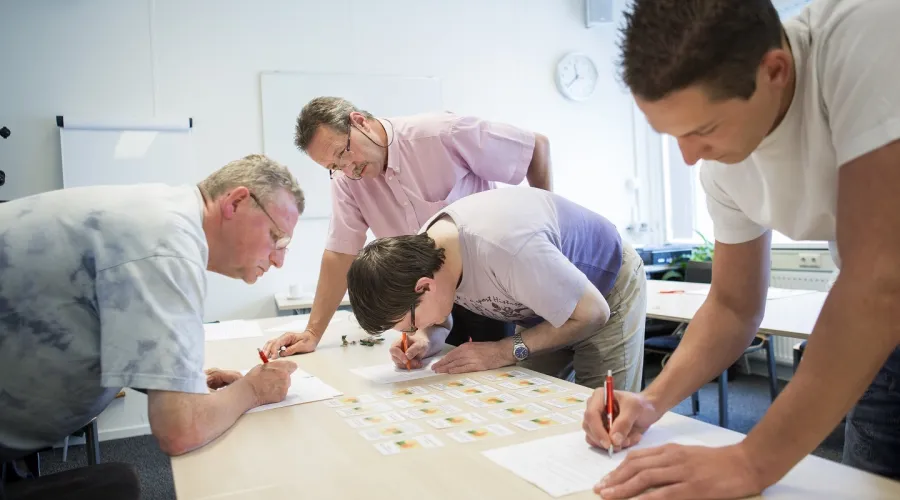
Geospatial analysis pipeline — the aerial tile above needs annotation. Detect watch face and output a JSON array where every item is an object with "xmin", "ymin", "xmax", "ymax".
[{"xmin": 514, "ymin": 344, "xmax": 529, "ymax": 360}]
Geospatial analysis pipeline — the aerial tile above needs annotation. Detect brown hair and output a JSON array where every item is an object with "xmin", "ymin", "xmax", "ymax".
[
  {"xmin": 618, "ymin": 0, "xmax": 783, "ymax": 101},
  {"xmin": 294, "ymin": 96, "xmax": 375, "ymax": 152},
  {"xmin": 347, "ymin": 234, "xmax": 446, "ymax": 334}
]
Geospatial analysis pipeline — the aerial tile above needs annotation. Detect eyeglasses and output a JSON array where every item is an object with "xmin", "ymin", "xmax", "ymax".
[
  {"xmin": 402, "ymin": 303, "xmax": 417, "ymax": 335},
  {"xmin": 249, "ymin": 192, "xmax": 291, "ymax": 250},
  {"xmin": 328, "ymin": 122, "xmax": 364, "ymax": 181}
]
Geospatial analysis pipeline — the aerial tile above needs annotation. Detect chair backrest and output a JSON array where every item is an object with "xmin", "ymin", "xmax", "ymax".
[{"xmin": 684, "ymin": 260, "xmax": 713, "ymax": 284}]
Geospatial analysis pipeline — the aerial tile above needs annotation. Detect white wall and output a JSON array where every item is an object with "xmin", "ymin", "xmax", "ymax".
[{"xmin": 0, "ymin": 0, "xmax": 637, "ymax": 322}]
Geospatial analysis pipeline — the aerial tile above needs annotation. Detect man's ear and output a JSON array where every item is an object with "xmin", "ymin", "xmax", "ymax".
[
  {"xmin": 349, "ymin": 111, "xmax": 373, "ymax": 134},
  {"xmin": 414, "ymin": 277, "xmax": 434, "ymax": 294},
  {"xmin": 221, "ymin": 187, "xmax": 251, "ymax": 220}
]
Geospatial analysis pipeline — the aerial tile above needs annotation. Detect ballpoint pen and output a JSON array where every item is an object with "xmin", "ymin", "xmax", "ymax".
[
  {"xmin": 606, "ymin": 369, "xmax": 614, "ymax": 457},
  {"xmin": 257, "ymin": 348, "xmax": 269, "ymax": 364}
]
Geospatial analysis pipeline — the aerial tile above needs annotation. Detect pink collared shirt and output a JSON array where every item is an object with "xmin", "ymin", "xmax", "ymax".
[{"xmin": 326, "ymin": 113, "xmax": 536, "ymax": 255}]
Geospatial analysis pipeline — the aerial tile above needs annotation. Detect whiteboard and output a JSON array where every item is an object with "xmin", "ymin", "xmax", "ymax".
[
  {"xmin": 59, "ymin": 116, "xmax": 196, "ymax": 189},
  {"xmin": 260, "ymin": 72, "xmax": 443, "ymax": 219}
]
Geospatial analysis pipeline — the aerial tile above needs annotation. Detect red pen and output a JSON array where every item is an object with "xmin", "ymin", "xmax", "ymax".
[
  {"xmin": 606, "ymin": 369, "xmax": 614, "ymax": 457},
  {"xmin": 257, "ymin": 348, "xmax": 269, "ymax": 364},
  {"xmin": 401, "ymin": 332, "xmax": 411, "ymax": 371}
]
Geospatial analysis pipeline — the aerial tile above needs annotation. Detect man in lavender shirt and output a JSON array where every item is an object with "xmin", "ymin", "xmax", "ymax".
[
  {"xmin": 345, "ymin": 187, "xmax": 646, "ymax": 391},
  {"xmin": 264, "ymin": 96, "xmax": 553, "ymax": 358}
]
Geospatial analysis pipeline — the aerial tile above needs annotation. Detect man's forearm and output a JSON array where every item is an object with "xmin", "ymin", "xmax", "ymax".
[
  {"xmin": 517, "ymin": 317, "xmax": 596, "ymax": 356},
  {"xmin": 643, "ymin": 298, "xmax": 760, "ymax": 413},
  {"xmin": 526, "ymin": 133, "xmax": 553, "ymax": 191},
  {"xmin": 148, "ymin": 379, "xmax": 257, "ymax": 456},
  {"xmin": 306, "ymin": 250, "xmax": 355, "ymax": 338},
  {"xmin": 743, "ymin": 277, "xmax": 900, "ymax": 486}
]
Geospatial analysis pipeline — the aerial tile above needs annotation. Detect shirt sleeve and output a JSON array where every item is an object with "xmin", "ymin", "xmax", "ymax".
[
  {"xmin": 96, "ymin": 255, "xmax": 208, "ymax": 394},
  {"xmin": 699, "ymin": 163, "xmax": 768, "ymax": 244},
  {"xmin": 820, "ymin": 0, "xmax": 900, "ymax": 167},
  {"xmin": 446, "ymin": 116, "xmax": 536, "ymax": 185},
  {"xmin": 325, "ymin": 178, "xmax": 370, "ymax": 255},
  {"xmin": 499, "ymin": 236, "xmax": 591, "ymax": 328}
]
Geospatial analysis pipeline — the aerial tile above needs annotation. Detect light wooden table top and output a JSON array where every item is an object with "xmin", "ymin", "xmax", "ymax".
[
  {"xmin": 274, "ymin": 293, "xmax": 351, "ymax": 312},
  {"xmin": 647, "ymin": 280, "xmax": 827, "ymax": 339},
  {"xmin": 171, "ymin": 315, "xmax": 900, "ymax": 499}
]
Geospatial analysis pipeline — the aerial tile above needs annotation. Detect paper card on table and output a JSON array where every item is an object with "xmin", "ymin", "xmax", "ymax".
[
  {"xmin": 344, "ymin": 411, "xmax": 406, "ymax": 428},
  {"xmin": 443, "ymin": 385, "xmax": 499, "ymax": 398},
  {"xmin": 376, "ymin": 386, "xmax": 429, "ymax": 399},
  {"xmin": 401, "ymin": 404, "xmax": 463, "ymax": 419},
  {"xmin": 569, "ymin": 409, "xmax": 586, "ymax": 421},
  {"xmin": 426, "ymin": 412, "xmax": 487, "ymax": 429},
  {"xmin": 481, "ymin": 427, "xmax": 705, "ymax": 498},
  {"xmin": 334, "ymin": 402, "xmax": 394, "ymax": 417},
  {"xmin": 479, "ymin": 369, "xmax": 531, "ymax": 382},
  {"xmin": 242, "ymin": 371, "xmax": 342, "ymax": 414},
  {"xmin": 204, "ymin": 320, "xmax": 263, "ymax": 342},
  {"xmin": 349, "ymin": 356, "xmax": 444, "ymax": 384},
  {"xmin": 542, "ymin": 393, "xmax": 592, "ymax": 409},
  {"xmin": 497, "ymin": 377, "xmax": 553, "ymax": 390},
  {"xmin": 465, "ymin": 393, "xmax": 520, "ymax": 408},
  {"xmin": 447, "ymin": 424, "xmax": 515, "ymax": 443},
  {"xmin": 373, "ymin": 434, "xmax": 445, "ymax": 455},
  {"xmin": 359, "ymin": 422, "xmax": 425, "ymax": 441},
  {"xmin": 392, "ymin": 394, "xmax": 446, "ymax": 408},
  {"xmin": 488, "ymin": 403, "xmax": 550, "ymax": 420},
  {"xmin": 324, "ymin": 394, "xmax": 378, "ymax": 407},
  {"xmin": 517, "ymin": 384, "xmax": 571, "ymax": 398},
  {"xmin": 429, "ymin": 378, "xmax": 480, "ymax": 391},
  {"xmin": 512, "ymin": 412, "xmax": 577, "ymax": 431}
]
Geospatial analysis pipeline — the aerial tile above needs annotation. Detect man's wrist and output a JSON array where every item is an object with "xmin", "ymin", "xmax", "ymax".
[{"xmin": 499, "ymin": 337, "xmax": 518, "ymax": 364}]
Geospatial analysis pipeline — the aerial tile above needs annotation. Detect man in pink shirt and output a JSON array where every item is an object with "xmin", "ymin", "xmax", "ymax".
[{"xmin": 263, "ymin": 96, "xmax": 552, "ymax": 358}]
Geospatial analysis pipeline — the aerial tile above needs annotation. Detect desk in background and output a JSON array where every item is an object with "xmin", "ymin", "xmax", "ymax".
[
  {"xmin": 274, "ymin": 293, "xmax": 352, "ymax": 316},
  {"xmin": 170, "ymin": 315, "xmax": 900, "ymax": 499}
]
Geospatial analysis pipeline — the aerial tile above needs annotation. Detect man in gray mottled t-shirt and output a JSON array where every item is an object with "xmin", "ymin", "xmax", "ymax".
[
  {"xmin": 0, "ymin": 155, "xmax": 302, "ymax": 464},
  {"xmin": 347, "ymin": 187, "xmax": 646, "ymax": 390}
]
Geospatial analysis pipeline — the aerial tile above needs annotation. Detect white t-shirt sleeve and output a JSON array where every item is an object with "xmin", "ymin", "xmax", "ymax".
[
  {"xmin": 820, "ymin": 0, "xmax": 900, "ymax": 167},
  {"xmin": 499, "ymin": 236, "xmax": 590, "ymax": 328},
  {"xmin": 699, "ymin": 163, "xmax": 768, "ymax": 244},
  {"xmin": 96, "ymin": 255, "xmax": 208, "ymax": 394}
]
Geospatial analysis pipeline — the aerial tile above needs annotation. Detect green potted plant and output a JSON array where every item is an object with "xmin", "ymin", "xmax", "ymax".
[{"xmin": 661, "ymin": 231, "xmax": 714, "ymax": 281}]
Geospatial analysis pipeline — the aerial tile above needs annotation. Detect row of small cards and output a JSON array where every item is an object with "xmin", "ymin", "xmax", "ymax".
[
  {"xmin": 334, "ymin": 395, "xmax": 587, "ymax": 425},
  {"xmin": 366, "ymin": 409, "xmax": 588, "ymax": 455}
]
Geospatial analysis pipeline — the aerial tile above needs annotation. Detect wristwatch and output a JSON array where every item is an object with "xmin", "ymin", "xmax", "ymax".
[{"xmin": 512, "ymin": 332, "xmax": 530, "ymax": 361}]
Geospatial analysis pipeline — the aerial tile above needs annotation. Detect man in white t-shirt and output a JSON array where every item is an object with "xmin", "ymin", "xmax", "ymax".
[
  {"xmin": 0, "ymin": 154, "xmax": 304, "ymax": 496},
  {"xmin": 582, "ymin": 1, "xmax": 900, "ymax": 499}
]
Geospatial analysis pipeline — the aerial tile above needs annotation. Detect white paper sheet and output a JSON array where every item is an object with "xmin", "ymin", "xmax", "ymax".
[
  {"xmin": 263, "ymin": 319, "xmax": 309, "ymax": 334},
  {"xmin": 204, "ymin": 320, "xmax": 263, "ymax": 342},
  {"xmin": 482, "ymin": 428, "xmax": 705, "ymax": 498},
  {"xmin": 684, "ymin": 288, "xmax": 816, "ymax": 300},
  {"xmin": 349, "ymin": 355, "xmax": 445, "ymax": 384},
  {"xmin": 240, "ymin": 370, "xmax": 342, "ymax": 414}
]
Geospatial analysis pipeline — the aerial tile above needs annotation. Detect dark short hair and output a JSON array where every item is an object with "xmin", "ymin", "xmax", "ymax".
[
  {"xmin": 294, "ymin": 96, "xmax": 375, "ymax": 152},
  {"xmin": 347, "ymin": 234, "xmax": 446, "ymax": 334},
  {"xmin": 618, "ymin": 0, "xmax": 783, "ymax": 101}
]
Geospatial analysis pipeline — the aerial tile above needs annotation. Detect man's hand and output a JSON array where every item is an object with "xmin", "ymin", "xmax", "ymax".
[
  {"xmin": 389, "ymin": 331, "xmax": 435, "ymax": 369},
  {"xmin": 263, "ymin": 329, "xmax": 320, "ymax": 358},
  {"xmin": 242, "ymin": 360, "xmax": 297, "ymax": 406},
  {"xmin": 583, "ymin": 390, "xmax": 661, "ymax": 452},
  {"xmin": 432, "ymin": 340, "xmax": 514, "ymax": 374},
  {"xmin": 594, "ymin": 443, "xmax": 764, "ymax": 500},
  {"xmin": 205, "ymin": 368, "xmax": 242, "ymax": 391}
]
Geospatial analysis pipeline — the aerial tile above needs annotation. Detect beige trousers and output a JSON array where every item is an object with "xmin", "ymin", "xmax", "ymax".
[{"xmin": 518, "ymin": 243, "xmax": 647, "ymax": 391}]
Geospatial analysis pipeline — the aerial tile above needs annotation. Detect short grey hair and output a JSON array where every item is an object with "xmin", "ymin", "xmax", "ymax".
[
  {"xmin": 200, "ymin": 154, "xmax": 305, "ymax": 214},
  {"xmin": 294, "ymin": 96, "xmax": 375, "ymax": 152}
]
